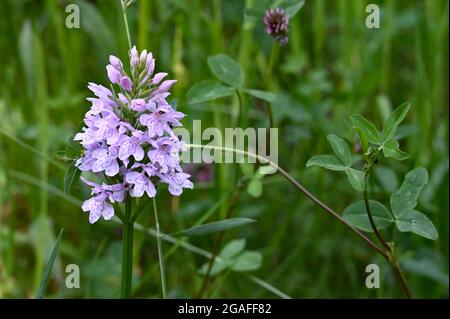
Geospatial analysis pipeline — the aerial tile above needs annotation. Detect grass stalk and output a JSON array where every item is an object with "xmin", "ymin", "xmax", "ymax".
[
  {"xmin": 152, "ymin": 197, "xmax": 167, "ymax": 299},
  {"xmin": 33, "ymin": 30, "xmax": 49, "ymax": 291}
]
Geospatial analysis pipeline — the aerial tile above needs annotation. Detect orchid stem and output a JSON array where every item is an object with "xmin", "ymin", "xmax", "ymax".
[{"xmin": 120, "ymin": 196, "xmax": 134, "ymax": 298}]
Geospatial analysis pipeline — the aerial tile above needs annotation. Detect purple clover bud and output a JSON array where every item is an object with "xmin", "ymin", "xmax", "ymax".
[
  {"xmin": 120, "ymin": 76, "xmax": 132, "ymax": 91},
  {"xmin": 263, "ymin": 8, "xmax": 290, "ymax": 45},
  {"xmin": 106, "ymin": 64, "xmax": 122, "ymax": 84},
  {"xmin": 109, "ymin": 55, "xmax": 123, "ymax": 70}
]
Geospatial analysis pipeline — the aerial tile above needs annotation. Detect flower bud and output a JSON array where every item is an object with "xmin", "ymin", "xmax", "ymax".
[
  {"xmin": 106, "ymin": 65, "xmax": 121, "ymax": 84},
  {"xmin": 146, "ymin": 56, "xmax": 155, "ymax": 76},
  {"xmin": 263, "ymin": 8, "xmax": 290, "ymax": 46},
  {"xmin": 157, "ymin": 80, "xmax": 177, "ymax": 93},
  {"xmin": 152, "ymin": 72, "xmax": 168, "ymax": 84},
  {"xmin": 109, "ymin": 55, "xmax": 122, "ymax": 70},
  {"xmin": 130, "ymin": 46, "xmax": 139, "ymax": 68},
  {"xmin": 120, "ymin": 76, "xmax": 132, "ymax": 91},
  {"xmin": 139, "ymin": 49, "xmax": 148, "ymax": 65}
]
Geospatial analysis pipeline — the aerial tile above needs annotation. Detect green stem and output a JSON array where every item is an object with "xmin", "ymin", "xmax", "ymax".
[
  {"xmin": 121, "ymin": 196, "xmax": 134, "ymax": 298},
  {"xmin": 363, "ymin": 175, "xmax": 391, "ymax": 252},
  {"xmin": 236, "ymin": 90, "xmax": 244, "ymax": 127},
  {"xmin": 235, "ymin": 90, "xmax": 244, "ymax": 183},
  {"xmin": 121, "ymin": 0, "xmax": 132, "ymax": 51},
  {"xmin": 267, "ymin": 42, "xmax": 279, "ymax": 91},
  {"xmin": 363, "ymin": 171, "xmax": 412, "ymax": 298},
  {"xmin": 390, "ymin": 251, "xmax": 413, "ymax": 299},
  {"xmin": 266, "ymin": 43, "xmax": 279, "ymax": 128},
  {"xmin": 153, "ymin": 197, "xmax": 167, "ymax": 298}
]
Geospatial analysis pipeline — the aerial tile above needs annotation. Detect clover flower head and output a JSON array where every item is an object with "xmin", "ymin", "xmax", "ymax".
[
  {"xmin": 75, "ymin": 45, "xmax": 193, "ymax": 223},
  {"xmin": 263, "ymin": 8, "xmax": 290, "ymax": 45}
]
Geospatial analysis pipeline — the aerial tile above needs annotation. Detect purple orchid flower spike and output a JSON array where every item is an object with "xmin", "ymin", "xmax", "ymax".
[{"xmin": 74, "ymin": 46, "xmax": 193, "ymax": 223}]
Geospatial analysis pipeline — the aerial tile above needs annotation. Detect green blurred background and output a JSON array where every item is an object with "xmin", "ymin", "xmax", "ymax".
[{"xmin": 0, "ymin": 0, "xmax": 448, "ymax": 298}]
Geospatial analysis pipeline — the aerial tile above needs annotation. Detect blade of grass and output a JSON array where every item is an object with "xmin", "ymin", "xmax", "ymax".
[
  {"xmin": 30, "ymin": 28, "xmax": 50, "ymax": 291},
  {"xmin": 36, "ymin": 228, "xmax": 64, "ymax": 299}
]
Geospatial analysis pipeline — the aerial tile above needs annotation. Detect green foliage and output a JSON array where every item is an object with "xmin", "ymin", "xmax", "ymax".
[
  {"xmin": 382, "ymin": 140, "xmax": 410, "ymax": 161},
  {"xmin": 84, "ymin": 242, "xmax": 122, "ymax": 298},
  {"xmin": 350, "ymin": 114, "xmax": 381, "ymax": 145},
  {"xmin": 351, "ymin": 103, "xmax": 411, "ymax": 161},
  {"xmin": 391, "ymin": 168, "xmax": 438, "ymax": 240},
  {"xmin": 327, "ymin": 134, "xmax": 352, "ymax": 166},
  {"xmin": 391, "ymin": 167, "xmax": 428, "ymax": 214},
  {"xmin": 382, "ymin": 102, "xmax": 411, "ymax": 142},
  {"xmin": 247, "ymin": 174, "xmax": 263, "ymax": 198},
  {"xmin": 63, "ymin": 160, "xmax": 81, "ymax": 194},
  {"xmin": 242, "ymin": 88, "xmax": 277, "ymax": 103},
  {"xmin": 374, "ymin": 166, "xmax": 399, "ymax": 193},
  {"xmin": 245, "ymin": 0, "xmax": 305, "ymax": 19},
  {"xmin": 343, "ymin": 167, "xmax": 438, "ymax": 240},
  {"xmin": 343, "ymin": 200, "xmax": 394, "ymax": 232},
  {"xmin": 309, "ymin": 104, "xmax": 417, "ymax": 194},
  {"xmin": 231, "ymin": 251, "xmax": 263, "ymax": 272},
  {"xmin": 307, "ymin": 134, "xmax": 364, "ymax": 191},
  {"xmin": 199, "ymin": 239, "xmax": 262, "ymax": 276},
  {"xmin": 187, "ymin": 54, "xmax": 281, "ymax": 105},
  {"xmin": 321, "ymin": 105, "xmax": 437, "ymax": 242},
  {"xmin": 35, "ymin": 228, "xmax": 64, "ymax": 299},
  {"xmin": 64, "ymin": 138, "xmax": 82, "ymax": 161},
  {"xmin": 174, "ymin": 218, "xmax": 256, "ymax": 237},
  {"xmin": 306, "ymin": 155, "xmax": 346, "ymax": 171},
  {"xmin": 220, "ymin": 238, "xmax": 246, "ymax": 259},
  {"xmin": 240, "ymin": 162, "xmax": 265, "ymax": 198},
  {"xmin": 187, "ymin": 80, "xmax": 235, "ymax": 104},
  {"xmin": 344, "ymin": 169, "xmax": 365, "ymax": 192},
  {"xmin": 207, "ymin": 54, "xmax": 244, "ymax": 88},
  {"xmin": 395, "ymin": 210, "xmax": 438, "ymax": 240}
]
